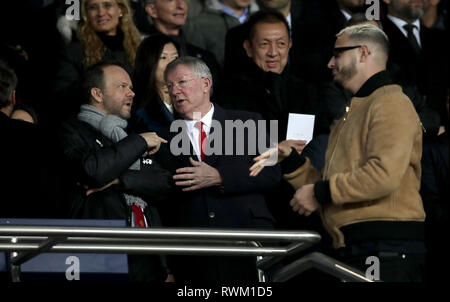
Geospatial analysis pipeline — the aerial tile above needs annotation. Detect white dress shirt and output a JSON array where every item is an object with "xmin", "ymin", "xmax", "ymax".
[
  {"xmin": 183, "ymin": 104, "xmax": 214, "ymax": 162},
  {"xmin": 387, "ymin": 14, "xmax": 422, "ymax": 48}
]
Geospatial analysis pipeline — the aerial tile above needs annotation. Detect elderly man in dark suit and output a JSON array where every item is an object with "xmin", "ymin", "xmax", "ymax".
[{"xmin": 159, "ymin": 56, "xmax": 281, "ymax": 282}]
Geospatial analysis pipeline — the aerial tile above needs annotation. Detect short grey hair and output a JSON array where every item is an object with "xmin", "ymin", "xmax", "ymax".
[
  {"xmin": 337, "ymin": 24, "xmax": 389, "ymax": 59},
  {"xmin": 164, "ymin": 56, "xmax": 213, "ymax": 94}
]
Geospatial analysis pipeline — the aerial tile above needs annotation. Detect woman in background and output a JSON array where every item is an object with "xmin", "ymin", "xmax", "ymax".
[
  {"xmin": 130, "ymin": 34, "xmax": 181, "ymax": 135},
  {"xmin": 54, "ymin": 0, "xmax": 141, "ymax": 120}
]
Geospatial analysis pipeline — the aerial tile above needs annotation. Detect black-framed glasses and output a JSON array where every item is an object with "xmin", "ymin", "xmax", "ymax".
[{"xmin": 332, "ymin": 45, "xmax": 362, "ymax": 57}]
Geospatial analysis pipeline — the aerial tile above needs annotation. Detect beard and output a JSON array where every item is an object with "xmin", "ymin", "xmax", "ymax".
[
  {"xmin": 392, "ymin": 0, "xmax": 424, "ymax": 21},
  {"xmin": 333, "ymin": 57, "xmax": 357, "ymax": 88}
]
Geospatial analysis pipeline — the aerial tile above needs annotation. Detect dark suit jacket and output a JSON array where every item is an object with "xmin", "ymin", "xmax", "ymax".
[
  {"xmin": 382, "ymin": 17, "xmax": 449, "ymax": 129},
  {"xmin": 155, "ymin": 104, "xmax": 281, "ymax": 282},
  {"xmin": 158, "ymin": 104, "xmax": 280, "ymax": 229}
]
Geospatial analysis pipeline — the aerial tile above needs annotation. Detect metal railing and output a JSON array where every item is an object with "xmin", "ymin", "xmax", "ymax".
[{"xmin": 0, "ymin": 224, "xmax": 374, "ymax": 282}]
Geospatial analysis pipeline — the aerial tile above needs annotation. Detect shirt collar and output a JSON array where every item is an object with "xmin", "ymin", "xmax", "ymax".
[
  {"xmin": 340, "ymin": 9, "xmax": 352, "ymax": 21},
  {"xmin": 220, "ymin": 2, "xmax": 250, "ymax": 23},
  {"xmin": 286, "ymin": 13, "xmax": 292, "ymax": 30},
  {"xmin": 184, "ymin": 103, "xmax": 215, "ymax": 135},
  {"xmin": 354, "ymin": 71, "xmax": 393, "ymax": 98},
  {"xmin": 387, "ymin": 14, "xmax": 421, "ymax": 37}
]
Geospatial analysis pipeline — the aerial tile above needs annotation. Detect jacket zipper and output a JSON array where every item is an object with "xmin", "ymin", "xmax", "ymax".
[
  {"xmin": 325, "ymin": 105, "xmax": 350, "ymax": 179},
  {"xmin": 320, "ymin": 104, "xmax": 351, "ymax": 242}
]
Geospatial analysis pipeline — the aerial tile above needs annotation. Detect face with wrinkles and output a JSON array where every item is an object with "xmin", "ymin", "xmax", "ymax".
[
  {"xmin": 166, "ymin": 64, "xmax": 212, "ymax": 120},
  {"xmin": 385, "ymin": 0, "xmax": 424, "ymax": 22},
  {"xmin": 146, "ymin": 0, "xmax": 188, "ymax": 28},
  {"xmin": 244, "ymin": 21, "xmax": 292, "ymax": 74}
]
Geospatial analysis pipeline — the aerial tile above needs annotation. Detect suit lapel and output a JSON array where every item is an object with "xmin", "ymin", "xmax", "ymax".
[
  {"xmin": 167, "ymin": 120, "xmax": 195, "ymax": 167},
  {"xmin": 384, "ymin": 18, "xmax": 420, "ymax": 58},
  {"xmin": 167, "ymin": 104, "xmax": 227, "ymax": 167},
  {"xmin": 204, "ymin": 104, "xmax": 227, "ymax": 166}
]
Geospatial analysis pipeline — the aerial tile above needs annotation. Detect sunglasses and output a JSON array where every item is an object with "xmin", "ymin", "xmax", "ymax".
[{"xmin": 332, "ymin": 45, "xmax": 362, "ymax": 57}]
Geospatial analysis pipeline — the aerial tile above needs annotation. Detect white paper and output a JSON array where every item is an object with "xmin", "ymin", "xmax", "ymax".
[{"xmin": 286, "ymin": 113, "xmax": 315, "ymax": 143}]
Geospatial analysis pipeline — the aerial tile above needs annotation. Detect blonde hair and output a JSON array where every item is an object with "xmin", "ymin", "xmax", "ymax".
[
  {"xmin": 78, "ymin": 0, "xmax": 142, "ymax": 68},
  {"xmin": 337, "ymin": 24, "xmax": 389, "ymax": 58}
]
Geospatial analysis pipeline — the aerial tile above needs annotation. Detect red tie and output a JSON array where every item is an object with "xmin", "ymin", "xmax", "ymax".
[
  {"xmin": 195, "ymin": 121, "xmax": 207, "ymax": 161},
  {"xmin": 131, "ymin": 204, "xmax": 146, "ymax": 228}
]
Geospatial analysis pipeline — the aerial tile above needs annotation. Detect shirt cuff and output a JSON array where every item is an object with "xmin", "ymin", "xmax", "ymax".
[
  {"xmin": 280, "ymin": 147, "xmax": 306, "ymax": 174},
  {"xmin": 314, "ymin": 180, "xmax": 332, "ymax": 205}
]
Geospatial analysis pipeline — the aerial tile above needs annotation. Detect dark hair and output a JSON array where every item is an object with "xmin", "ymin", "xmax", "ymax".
[
  {"xmin": 82, "ymin": 60, "xmax": 128, "ymax": 104},
  {"xmin": 0, "ymin": 60, "xmax": 17, "ymax": 109},
  {"xmin": 245, "ymin": 9, "xmax": 290, "ymax": 42},
  {"xmin": 133, "ymin": 34, "xmax": 181, "ymax": 110},
  {"xmin": 12, "ymin": 103, "xmax": 39, "ymax": 124}
]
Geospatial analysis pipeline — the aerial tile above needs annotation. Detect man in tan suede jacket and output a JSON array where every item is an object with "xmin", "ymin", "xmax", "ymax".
[{"xmin": 251, "ymin": 24, "xmax": 426, "ymax": 282}]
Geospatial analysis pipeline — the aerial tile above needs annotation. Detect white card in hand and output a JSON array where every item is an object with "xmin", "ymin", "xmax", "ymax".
[{"xmin": 286, "ymin": 113, "xmax": 315, "ymax": 143}]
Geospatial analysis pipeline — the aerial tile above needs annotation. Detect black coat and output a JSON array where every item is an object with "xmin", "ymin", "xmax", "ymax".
[
  {"xmin": 382, "ymin": 17, "xmax": 449, "ymax": 130},
  {"xmin": 58, "ymin": 117, "xmax": 173, "ymax": 221},
  {"xmin": 58, "ymin": 117, "xmax": 174, "ymax": 281},
  {"xmin": 155, "ymin": 104, "xmax": 281, "ymax": 281},
  {"xmin": 0, "ymin": 112, "xmax": 62, "ymax": 218},
  {"xmin": 218, "ymin": 60, "xmax": 323, "ymax": 139},
  {"xmin": 218, "ymin": 62, "xmax": 327, "ymax": 234}
]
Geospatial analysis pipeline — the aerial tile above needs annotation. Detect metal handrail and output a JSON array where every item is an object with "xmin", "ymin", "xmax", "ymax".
[
  {"xmin": 0, "ymin": 225, "xmax": 322, "ymax": 282},
  {"xmin": 0, "ymin": 225, "xmax": 321, "ymax": 242},
  {"xmin": 0, "ymin": 225, "xmax": 321, "ymax": 268},
  {"xmin": 0, "ymin": 225, "xmax": 374, "ymax": 282},
  {"xmin": 272, "ymin": 252, "xmax": 379, "ymax": 282}
]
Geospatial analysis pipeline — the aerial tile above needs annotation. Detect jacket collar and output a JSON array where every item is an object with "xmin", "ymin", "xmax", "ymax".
[
  {"xmin": 97, "ymin": 28, "xmax": 124, "ymax": 51},
  {"xmin": 168, "ymin": 103, "xmax": 227, "ymax": 167},
  {"xmin": 354, "ymin": 70, "xmax": 393, "ymax": 98},
  {"xmin": 242, "ymin": 58, "xmax": 290, "ymax": 83}
]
